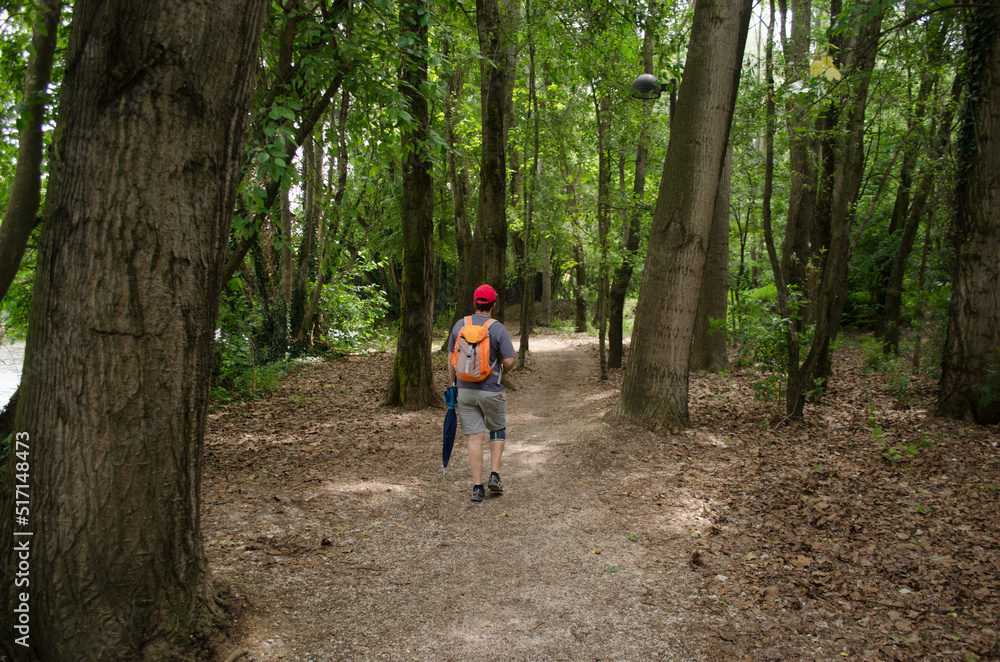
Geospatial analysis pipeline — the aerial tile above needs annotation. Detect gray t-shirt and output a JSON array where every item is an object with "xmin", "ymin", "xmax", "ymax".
[{"xmin": 448, "ymin": 314, "xmax": 515, "ymax": 392}]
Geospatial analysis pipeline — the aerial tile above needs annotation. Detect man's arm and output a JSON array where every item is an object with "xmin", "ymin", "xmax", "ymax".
[
  {"xmin": 502, "ymin": 356, "xmax": 515, "ymax": 374},
  {"xmin": 447, "ymin": 352, "xmax": 456, "ymax": 385}
]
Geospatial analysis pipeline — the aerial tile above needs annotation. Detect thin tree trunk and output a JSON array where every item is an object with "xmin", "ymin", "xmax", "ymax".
[
  {"xmin": 615, "ymin": 0, "xmax": 752, "ymax": 429},
  {"xmin": 761, "ymin": 0, "xmax": 801, "ymax": 418},
  {"xmin": 883, "ymin": 71, "xmax": 960, "ymax": 355},
  {"xmin": 518, "ymin": 4, "xmax": 539, "ymax": 368},
  {"xmin": 0, "ymin": 0, "xmax": 62, "ymax": 304},
  {"xmin": 596, "ymin": 92, "xmax": 611, "ymax": 380},
  {"xmin": 800, "ymin": 1, "xmax": 884, "ymax": 399},
  {"xmin": 0, "ymin": 1, "xmax": 267, "ymax": 657},
  {"xmin": 779, "ymin": 0, "xmax": 816, "ymax": 315},
  {"xmin": 540, "ymin": 233, "xmax": 552, "ymax": 325},
  {"xmin": 291, "ymin": 135, "xmax": 321, "ymax": 339},
  {"xmin": 574, "ymin": 241, "xmax": 587, "ymax": 333},
  {"xmin": 609, "ymin": 0, "xmax": 656, "ymax": 370},
  {"xmin": 911, "ymin": 205, "xmax": 935, "ymax": 371}
]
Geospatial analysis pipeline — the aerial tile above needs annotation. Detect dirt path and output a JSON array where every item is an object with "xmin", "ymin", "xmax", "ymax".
[
  {"xmin": 203, "ymin": 332, "xmax": 1000, "ymax": 662},
  {"xmin": 204, "ymin": 335, "xmax": 696, "ymax": 661}
]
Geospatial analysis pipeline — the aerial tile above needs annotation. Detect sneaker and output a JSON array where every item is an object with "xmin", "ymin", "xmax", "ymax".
[
  {"xmin": 471, "ymin": 485, "xmax": 485, "ymax": 502},
  {"xmin": 487, "ymin": 472, "xmax": 503, "ymax": 494}
]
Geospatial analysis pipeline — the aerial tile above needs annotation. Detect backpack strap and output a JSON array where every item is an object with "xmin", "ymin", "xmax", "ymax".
[{"xmin": 481, "ymin": 318, "xmax": 501, "ymax": 378}]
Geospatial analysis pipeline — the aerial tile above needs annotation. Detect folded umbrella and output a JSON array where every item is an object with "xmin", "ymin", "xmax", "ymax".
[{"xmin": 442, "ymin": 385, "xmax": 458, "ymax": 477}]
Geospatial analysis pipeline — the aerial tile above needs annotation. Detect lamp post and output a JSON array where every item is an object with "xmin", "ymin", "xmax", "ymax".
[{"xmin": 630, "ymin": 73, "xmax": 676, "ymax": 127}]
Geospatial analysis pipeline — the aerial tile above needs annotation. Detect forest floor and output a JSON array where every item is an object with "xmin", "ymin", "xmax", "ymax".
[{"xmin": 202, "ymin": 325, "xmax": 999, "ymax": 662}]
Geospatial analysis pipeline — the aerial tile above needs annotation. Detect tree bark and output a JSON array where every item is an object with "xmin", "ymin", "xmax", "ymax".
[
  {"xmin": 596, "ymin": 92, "xmax": 611, "ymax": 380},
  {"xmin": 0, "ymin": 0, "xmax": 62, "ymax": 305},
  {"xmin": 385, "ymin": 0, "xmax": 438, "ymax": 409},
  {"xmin": 291, "ymin": 135, "xmax": 321, "ymax": 340},
  {"xmin": 0, "ymin": 0, "xmax": 267, "ymax": 658},
  {"xmin": 615, "ymin": 0, "xmax": 751, "ymax": 429},
  {"xmin": 476, "ymin": 0, "xmax": 516, "ymax": 321},
  {"xmin": 937, "ymin": 0, "xmax": 1000, "ymax": 425},
  {"xmin": 518, "ymin": 4, "xmax": 539, "ymax": 368},
  {"xmin": 778, "ymin": 0, "xmax": 816, "ymax": 313},
  {"xmin": 690, "ymin": 146, "xmax": 732, "ymax": 373},
  {"xmin": 573, "ymin": 241, "xmax": 587, "ymax": 332}
]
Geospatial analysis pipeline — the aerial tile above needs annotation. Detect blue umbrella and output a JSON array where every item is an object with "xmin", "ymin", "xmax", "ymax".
[{"xmin": 442, "ymin": 385, "xmax": 458, "ymax": 477}]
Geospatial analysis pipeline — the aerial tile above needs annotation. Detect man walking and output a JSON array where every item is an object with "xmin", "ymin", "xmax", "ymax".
[{"xmin": 447, "ymin": 284, "xmax": 516, "ymax": 502}]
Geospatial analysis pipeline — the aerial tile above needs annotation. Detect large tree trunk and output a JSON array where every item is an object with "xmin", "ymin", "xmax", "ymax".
[
  {"xmin": 609, "ymin": 0, "xmax": 656, "ymax": 370},
  {"xmin": 690, "ymin": 146, "xmax": 732, "ymax": 373},
  {"xmin": 615, "ymin": 0, "xmax": 751, "ymax": 429},
  {"xmin": 0, "ymin": 1, "xmax": 266, "ymax": 658},
  {"xmin": 385, "ymin": 0, "xmax": 438, "ymax": 409},
  {"xmin": 441, "ymin": 53, "xmax": 476, "ymax": 346},
  {"xmin": 0, "ymin": 0, "xmax": 62, "ymax": 304},
  {"xmin": 476, "ymin": 0, "xmax": 516, "ymax": 321},
  {"xmin": 937, "ymin": 0, "xmax": 1000, "ymax": 425}
]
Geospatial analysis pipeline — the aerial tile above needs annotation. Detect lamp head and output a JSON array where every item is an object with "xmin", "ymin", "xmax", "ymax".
[{"xmin": 630, "ymin": 73, "xmax": 662, "ymax": 100}]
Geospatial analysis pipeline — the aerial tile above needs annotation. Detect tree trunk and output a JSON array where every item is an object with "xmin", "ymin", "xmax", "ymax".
[
  {"xmin": 779, "ymin": 0, "xmax": 816, "ymax": 314},
  {"xmin": 0, "ymin": 1, "xmax": 266, "ymax": 657},
  {"xmin": 690, "ymin": 146, "xmax": 732, "ymax": 373},
  {"xmin": 937, "ymin": 0, "xmax": 1000, "ymax": 425},
  {"xmin": 596, "ymin": 92, "xmax": 611, "ymax": 380},
  {"xmin": 518, "ymin": 5, "xmax": 539, "ymax": 368},
  {"xmin": 883, "ymin": 70, "xmax": 960, "ymax": 355},
  {"xmin": 799, "ymin": 1, "xmax": 884, "ymax": 399},
  {"xmin": 476, "ymin": 0, "xmax": 516, "ymax": 321},
  {"xmin": 761, "ymin": 0, "xmax": 802, "ymax": 418},
  {"xmin": 615, "ymin": 0, "xmax": 751, "ymax": 429},
  {"xmin": 0, "ymin": 0, "xmax": 62, "ymax": 304},
  {"xmin": 385, "ymin": 0, "xmax": 438, "ymax": 409},
  {"xmin": 291, "ymin": 135, "xmax": 321, "ymax": 340},
  {"xmin": 609, "ymin": 0, "xmax": 656, "ymax": 370},
  {"xmin": 540, "ymin": 233, "xmax": 552, "ymax": 325},
  {"xmin": 877, "ymin": 17, "xmax": 951, "ymax": 342},
  {"xmin": 574, "ymin": 241, "xmax": 587, "ymax": 332}
]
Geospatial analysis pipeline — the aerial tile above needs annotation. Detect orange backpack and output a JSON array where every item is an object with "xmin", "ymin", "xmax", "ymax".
[{"xmin": 451, "ymin": 316, "xmax": 497, "ymax": 383}]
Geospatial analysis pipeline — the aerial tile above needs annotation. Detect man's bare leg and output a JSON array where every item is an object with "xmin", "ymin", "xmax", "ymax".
[
  {"xmin": 490, "ymin": 440, "xmax": 504, "ymax": 474},
  {"xmin": 467, "ymin": 432, "xmax": 486, "ymax": 485}
]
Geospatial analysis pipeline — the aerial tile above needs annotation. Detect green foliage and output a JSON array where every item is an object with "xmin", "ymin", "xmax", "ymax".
[
  {"xmin": 0, "ymin": 245, "xmax": 33, "ymax": 340},
  {"xmin": 318, "ymin": 276, "xmax": 390, "ymax": 352}
]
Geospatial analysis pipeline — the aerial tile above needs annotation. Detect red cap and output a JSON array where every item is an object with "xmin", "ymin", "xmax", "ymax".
[{"xmin": 473, "ymin": 284, "xmax": 497, "ymax": 305}]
